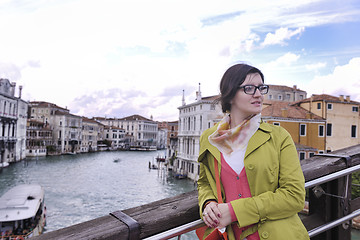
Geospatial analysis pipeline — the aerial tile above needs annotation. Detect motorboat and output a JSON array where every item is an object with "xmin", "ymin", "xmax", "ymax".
[{"xmin": 0, "ymin": 184, "xmax": 46, "ymax": 239}]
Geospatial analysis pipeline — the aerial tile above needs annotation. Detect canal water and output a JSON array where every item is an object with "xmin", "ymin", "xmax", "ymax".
[
  {"xmin": 0, "ymin": 150, "xmax": 197, "ymax": 239},
  {"xmin": 1, "ymin": 150, "xmax": 360, "ymax": 239}
]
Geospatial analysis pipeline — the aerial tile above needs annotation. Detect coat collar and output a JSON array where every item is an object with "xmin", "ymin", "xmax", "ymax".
[{"xmin": 198, "ymin": 121, "xmax": 272, "ymax": 162}]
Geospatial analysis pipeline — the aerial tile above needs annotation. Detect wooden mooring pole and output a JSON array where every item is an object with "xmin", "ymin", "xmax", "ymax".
[{"xmin": 33, "ymin": 144, "xmax": 360, "ymax": 240}]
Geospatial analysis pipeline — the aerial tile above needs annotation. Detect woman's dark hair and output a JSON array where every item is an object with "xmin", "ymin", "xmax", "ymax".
[{"xmin": 220, "ymin": 63, "xmax": 264, "ymax": 113}]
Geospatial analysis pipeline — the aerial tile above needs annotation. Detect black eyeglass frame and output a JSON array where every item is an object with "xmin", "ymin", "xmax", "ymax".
[{"xmin": 238, "ymin": 84, "xmax": 269, "ymax": 95}]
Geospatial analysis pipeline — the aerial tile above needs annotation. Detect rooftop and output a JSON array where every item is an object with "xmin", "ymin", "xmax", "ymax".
[
  {"xmin": 262, "ymin": 100, "xmax": 324, "ymax": 120},
  {"xmin": 295, "ymin": 94, "xmax": 360, "ymax": 105}
]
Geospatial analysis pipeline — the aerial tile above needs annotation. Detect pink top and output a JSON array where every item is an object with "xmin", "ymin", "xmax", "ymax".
[{"xmin": 220, "ymin": 153, "xmax": 260, "ymax": 240}]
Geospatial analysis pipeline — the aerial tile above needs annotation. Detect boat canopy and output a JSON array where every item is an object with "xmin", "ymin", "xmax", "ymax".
[{"xmin": 0, "ymin": 184, "xmax": 44, "ymax": 222}]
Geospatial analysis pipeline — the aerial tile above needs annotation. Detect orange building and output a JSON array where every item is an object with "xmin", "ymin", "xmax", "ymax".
[
  {"xmin": 262, "ymin": 100, "xmax": 326, "ymax": 160},
  {"xmin": 295, "ymin": 94, "xmax": 360, "ymax": 152}
]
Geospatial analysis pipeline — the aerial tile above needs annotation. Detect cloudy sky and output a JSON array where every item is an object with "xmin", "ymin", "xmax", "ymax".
[{"xmin": 1, "ymin": 0, "xmax": 360, "ymax": 121}]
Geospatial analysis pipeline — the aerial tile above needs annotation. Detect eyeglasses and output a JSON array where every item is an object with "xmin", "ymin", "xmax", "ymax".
[{"xmin": 238, "ymin": 84, "xmax": 269, "ymax": 95}]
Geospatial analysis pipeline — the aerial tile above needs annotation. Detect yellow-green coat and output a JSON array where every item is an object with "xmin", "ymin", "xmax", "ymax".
[{"xmin": 197, "ymin": 121, "xmax": 309, "ymax": 240}]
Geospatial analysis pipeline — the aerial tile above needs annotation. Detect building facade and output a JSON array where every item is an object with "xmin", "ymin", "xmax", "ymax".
[
  {"xmin": 81, "ymin": 117, "xmax": 103, "ymax": 152},
  {"xmin": 0, "ymin": 78, "xmax": 27, "ymax": 166},
  {"xmin": 94, "ymin": 114, "xmax": 158, "ymax": 150},
  {"xmin": 102, "ymin": 125, "xmax": 126, "ymax": 150},
  {"xmin": 175, "ymin": 89, "xmax": 223, "ymax": 180},
  {"xmin": 266, "ymin": 84, "xmax": 307, "ymax": 102},
  {"xmin": 262, "ymin": 100, "xmax": 326, "ymax": 160},
  {"xmin": 26, "ymin": 120, "xmax": 52, "ymax": 157},
  {"xmin": 28, "ymin": 101, "xmax": 84, "ymax": 154},
  {"xmin": 296, "ymin": 94, "xmax": 360, "ymax": 152},
  {"xmin": 53, "ymin": 111, "xmax": 82, "ymax": 154}
]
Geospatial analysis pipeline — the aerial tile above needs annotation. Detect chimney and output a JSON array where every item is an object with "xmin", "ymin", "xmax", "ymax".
[
  {"xmin": 19, "ymin": 85, "xmax": 23, "ymax": 98},
  {"xmin": 196, "ymin": 83, "xmax": 202, "ymax": 101},
  {"xmin": 281, "ymin": 108, "xmax": 288, "ymax": 118},
  {"xmin": 293, "ymin": 85, "xmax": 297, "ymax": 90},
  {"xmin": 182, "ymin": 89, "xmax": 186, "ymax": 106},
  {"xmin": 339, "ymin": 95, "xmax": 344, "ymax": 102},
  {"xmin": 346, "ymin": 95, "xmax": 350, "ymax": 102},
  {"xmin": 10, "ymin": 82, "xmax": 16, "ymax": 97}
]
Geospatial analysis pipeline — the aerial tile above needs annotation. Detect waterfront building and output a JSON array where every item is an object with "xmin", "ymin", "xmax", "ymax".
[
  {"xmin": 102, "ymin": 125, "xmax": 126, "ymax": 150},
  {"xmin": 29, "ymin": 101, "xmax": 70, "ymax": 126},
  {"xmin": 81, "ymin": 117, "xmax": 103, "ymax": 152},
  {"xmin": 296, "ymin": 94, "xmax": 360, "ymax": 152},
  {"xmin": 175, "ymin": 85, "xmax": 223, "ymax": 180},
  {"xmin": 16, "ymin": 95, "xmax": 28, "ymax": 161},
  {"xmin": 94, "ymin": 114, "xmax": 158, "ymax": 150},
  {"xmin": 26, "ymin": 119, "xmax": 52, "ymax": 157},
  {"xmin": 158, "ymin": 120, "xmax": 179, "ymax": 160},
  {"xmin": 0, "ymin": 79, "xmax": 27, "ymax": 166},
  {"xmin": 266, "ymin": 84, "xmax": 307, "ymax": 102},
  {"xmin": 262, "ymin": 100, "xmax": 326, "ymax": 159},
  {"xmin": 53, "ymin": 111, "xmax": 82, "ymax": 154},
  {"xmin": 28, "ymin": 101, "xmax": 82, "ymax": 155}
]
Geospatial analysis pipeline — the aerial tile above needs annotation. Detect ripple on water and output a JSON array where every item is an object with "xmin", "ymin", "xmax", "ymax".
[{"xmin": 0, "ymin": 150, "xmax": 197, "ymax": 233}]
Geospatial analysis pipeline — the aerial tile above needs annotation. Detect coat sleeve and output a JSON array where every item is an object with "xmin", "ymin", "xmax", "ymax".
[
  {"xmin": 231, "ymin": 127, "xmax": 306, "ymax": 227},
  {"xmin": 197, "ymin": 132, "xmax": 218, "ymax": 217}
]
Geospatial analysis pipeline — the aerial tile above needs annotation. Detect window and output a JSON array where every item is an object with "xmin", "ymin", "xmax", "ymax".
[
  {"xmin": 286, "ymin": 94, "xmax": 291, "ymax": 100},
  {"xmin": 269, "ymin": 95, "xmax": 273, "ymax": 99},
  {"xmin": 351, "ymin": 125, "xmax": 357, "ymax": 138},
  {"xmin": 309, "ymin": 152, "xmax": 315, "ymax": 158},
  {"xmin": 278, "ymin": 95, "xmax": 282, "ymax": 100},
  {"xmin": 299, "ymin": 95, "xmax": 304, "ymax": 100},
  {"xmin": 317, "ymin": 103, "xmax": 321, "ymax": 109},
  {"xmin": 300, "ymin": 124, "xmax": 306, "ymax": 136},
  {"xmin": 319, "ymin": 125, "xmax": 324, "ymax": 137},
  {"xmin": 273, "ymin": 122, "xmax": 280, "ymax": 126},
  {"xmin": 299, "ymin": 152, "xmax": 305, "ymax": 160},
  {"xmin": 353, "ymin": 106, "xmax": 359, "ymax": 112},
  {"xmin": 327, "ymin": 103, "xmax": 332, "ymax": 110},
  {"xmin": 326, "ymin": 123, "xmax": 332, "ymax": 136}
]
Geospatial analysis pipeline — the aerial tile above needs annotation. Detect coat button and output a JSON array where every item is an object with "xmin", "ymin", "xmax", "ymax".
[
  {"xmin": 238, "ymin": 193, "xmax": 242, "ymax": 198},
  {"xmin": 248, "ymin": 164, "xmax": 254, "ymax": 170},
  {"xmin": 236, "ymin": 176, "xmax": 240, "ymax": 180},
  {"xmin": 261, "ymin": 231, "xmax": 269, "ymax": 239}
]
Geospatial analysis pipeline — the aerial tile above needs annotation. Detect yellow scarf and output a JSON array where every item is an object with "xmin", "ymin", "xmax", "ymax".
[{"xmin": 208, "ymin": 114, "xmax": 261, "ymax": 155}]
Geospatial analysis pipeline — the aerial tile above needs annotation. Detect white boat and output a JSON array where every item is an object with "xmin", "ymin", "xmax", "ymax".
[
  {"xmin": 0, "ymin": 162, "xmax": 9, "ymax": 168},
  {"xmin": 0, "ymin": 184, "xmax": 46, "ymax": 239}
]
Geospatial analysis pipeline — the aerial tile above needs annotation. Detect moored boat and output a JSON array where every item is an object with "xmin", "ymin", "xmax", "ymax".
[{"xmin": 0, "ymin": 184, "xmax": 46, "ymax": 239}]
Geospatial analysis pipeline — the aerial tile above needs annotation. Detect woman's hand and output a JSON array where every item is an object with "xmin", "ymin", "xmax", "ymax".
[
  {"xmin": 217, "ymin": 203, "xmax": 232, "ymax": 228},
  {"xmin": 203, "ymin": 202, "xmax": 233, "ymax": 229},
  {"xmin": 202, "ymin": 201, "xmax": 221, "ymax": 228}
]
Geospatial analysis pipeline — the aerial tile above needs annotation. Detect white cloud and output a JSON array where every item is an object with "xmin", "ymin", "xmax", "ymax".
[
  {"xmin": 306, "ymin": 57, "xmax": 360, "ymax": 101},
  {"xmin": 262, "ymin": 27, "xmax": 305, "ymax": 46},
  {"xmin": 266, "ymin": 52, "xmax": 300, "ymax": 67},
  {"xmin": 305, "ymin": 62, "xmax": 327, "ymax": 71},
  {"xmin": 0, "ymin": 0, "xmax": 360, "ymax": 120}
]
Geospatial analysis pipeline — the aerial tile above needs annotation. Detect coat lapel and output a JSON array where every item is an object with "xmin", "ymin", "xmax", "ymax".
[
  {"xmin": 245, "ymin": 122, "xmax": 272, "ymax": 158},
  {"xmin": 198, "ymin": 124, "xmax": 221, "ymax": 163}
]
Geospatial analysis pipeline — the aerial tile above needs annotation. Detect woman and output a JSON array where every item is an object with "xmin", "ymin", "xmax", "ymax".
[{"xmin": 197, "ymin": 63, "xmax": 309, "ymax": 240}]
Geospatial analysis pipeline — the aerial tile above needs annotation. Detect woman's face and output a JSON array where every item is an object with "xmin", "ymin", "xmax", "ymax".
[{"xmin": 230, "ymin": 73, "xmax": 264, "ymax": 119}]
